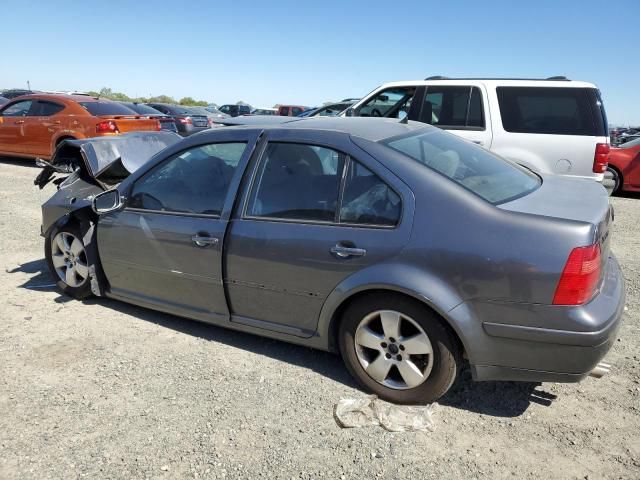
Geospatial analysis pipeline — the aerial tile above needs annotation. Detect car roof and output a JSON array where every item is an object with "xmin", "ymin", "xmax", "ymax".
[
  {"xmin": 211, "ymin": 116, "xmax": 430, "ymax": 142},
  {"xmin": 5, "ymin": 93, "xmax": 104, "ymax": 103},
  {"xmin": 373, "ymin": 78, "xmax": 598, "ymax": 89}
]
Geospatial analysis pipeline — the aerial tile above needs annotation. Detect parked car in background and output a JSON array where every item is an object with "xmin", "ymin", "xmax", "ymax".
[
  {"xmin": 347, "ymin": 76, "xmax": 610, "ymax": 183},
  {"xmin": 204, "ymin": 106, "xmax": 229, "ymax": 118},
  {"xmin": 298, "ymin": 101, "xmax": 356, "ymax": 117},
  {"xmin": 0, "ymin": 96, "xmax": 8, "ymax": 106},
  {"xmin": 145, "ymin": 103, "xmax": 210, "ymax": 136},
  {"xmin": 187, "ymin": 106, "xmax": 228, "ymax": 127},
  {"xmin": 37, "ymin": 117, "xmax": 623, "ymax": 404},
  {"xmin": 251, "ymin": 107, "xmax": 277, "ymax": 116},
  {"xmin": 277, "ymin": 105, "xmax": 308, "ymax": 116},
  {"xmin": 606, "ymin": 137, "xmax": 640, "ymax": 194},
  {"xmin": 218, "ymin": 104, "xmax": 251, "ymax": 117},
  {"xmin": 1, "ymin": 89, "xmax": 43, "ymax": 99},
  {"xmin": 118, "ymin": 102, "xmax": 177, "ymax": 133},
  {"xmin": 0, "ymin": 94, "xmax": 160, "ymax": 160}
]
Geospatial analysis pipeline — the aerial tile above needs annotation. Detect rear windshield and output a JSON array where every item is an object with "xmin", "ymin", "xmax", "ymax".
[
  {"xmin": 123, "ymin": 103, "xmax": 163, "ymax": 115},
  {"xmin": 79, "ymin": 101, "xmax": 137, "ymax": 116},
  {"xmin": 383, "ymin": 129, "xmax": 541, "ymax": 204},
  {"xmin": 620, "ymin": 137, "xmax": 640, "ymax": 148},
  {"xmin": 162, "ymin": 105, "xmax": 194, "ymax": 115},
  {"xmin": 497, "ymin": 87, "xmax": 602, "ymax": 136}
]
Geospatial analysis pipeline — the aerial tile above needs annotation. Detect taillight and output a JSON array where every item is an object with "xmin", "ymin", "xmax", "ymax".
[
  {"xmin": 96, "ymin": 120, "xmax": 119, "ymax": 133},
  {"xmin": 154, "ymin": 120, "xmax": 161, "ymax": 131},
  {"xmin": 593, "ymin": 143, "xmax": 609, "ymax": 173},
  {"xmin": 553, "ymin": 244, "xmax": 601, "ymax": 305},
  {"xmin": 177, "ymin": 117, "xmax": 192, "ymax": 125}
]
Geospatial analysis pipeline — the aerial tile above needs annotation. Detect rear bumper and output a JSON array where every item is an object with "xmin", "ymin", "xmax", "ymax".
[{"xmin": 456, "ymin": 254, "xmax": 625, "ymax": 382}]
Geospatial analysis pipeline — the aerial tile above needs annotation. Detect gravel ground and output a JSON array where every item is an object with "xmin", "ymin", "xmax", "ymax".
[{"xmin": 0, "ymin": 158, "xmax": 639, "ymax": 480}]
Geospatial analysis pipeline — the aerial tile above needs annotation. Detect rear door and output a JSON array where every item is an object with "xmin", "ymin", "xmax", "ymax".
[
  {"xmin": 24, "ymin": 100, "xmax": 66, "ymax": 156},
  {"xmin": 97, "ymin": 130, "xmax": 261, "ymax": 322},
  {"xmin": 225, "ymin": 129, "xmax": 414, "ymax": 337},
  {"xmin": 0, "ymin": 99, "xmax": 34, "ymax": 154},
  {"xmin": 410, "ymin": 84, "xmax": 493, "ymax": 147}
]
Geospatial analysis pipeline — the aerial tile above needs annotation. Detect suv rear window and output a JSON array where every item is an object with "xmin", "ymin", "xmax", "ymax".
[
  {"xmin": 383, "ymin": 129, "xmax": 540, "ymax": 204},
  {"xmin": 497, "ymin": 87, "xmax": 600, "ymax": 136},
  {"xmin": 79, "ymin": 101, "xmax": 137, "ymax": 116}
]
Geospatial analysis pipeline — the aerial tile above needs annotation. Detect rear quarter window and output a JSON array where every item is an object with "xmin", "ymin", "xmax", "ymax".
[
  {"xmin": 79, "ymin": 101, "xmax": 138, "ymax": 116},
  {"xmin": 496, "ymin": 87, "xmax": 599, "ymax": 136}
]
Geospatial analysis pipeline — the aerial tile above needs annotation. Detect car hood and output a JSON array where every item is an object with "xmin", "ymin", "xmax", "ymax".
[{"xmin": 35, "ymin": 131, "xmax": 181, "ymax": 190}]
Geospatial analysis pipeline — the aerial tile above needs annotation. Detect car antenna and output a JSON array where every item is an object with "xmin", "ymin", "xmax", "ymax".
[{"xmin": 399, "ymin": 114, "xmax": 408, "ymax": 124}]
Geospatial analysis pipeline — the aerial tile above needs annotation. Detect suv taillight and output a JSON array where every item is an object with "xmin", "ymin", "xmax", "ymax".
[
  {"xmin": 96, "ymin": 121, "xmax": 119, "ymax": 133},
  {"xmin": 553, "ymin": 244, "xmax": 601, "ymax": 305},
  {"xmin": 593, "ymin": 143, "xmax": 610, "ymax": 173}
]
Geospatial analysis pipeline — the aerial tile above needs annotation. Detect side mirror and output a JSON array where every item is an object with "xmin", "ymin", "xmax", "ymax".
[{"xmin": 92, "ymin": 189, "xmax": 123, "ymax": 214}]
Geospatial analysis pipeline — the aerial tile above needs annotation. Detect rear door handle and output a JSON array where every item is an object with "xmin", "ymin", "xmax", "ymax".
[
  {"xmin": 14, "ymin": 120, "xmax": 25, "ymax": 124},
  {"xmin": 331, "ymin": 245, "xmax": 367, "ymax": 258},
  {"xmin": 472, "ymin": 140, "xmax": 484, "ymax": 145},
  {"xmin": 191, "ymin": 235, "xmax": 219, "ymax": 247}
]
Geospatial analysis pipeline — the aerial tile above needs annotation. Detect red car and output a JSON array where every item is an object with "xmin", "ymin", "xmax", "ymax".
[{"xmin": 607, "ymin": 137, "xmax": 640, "ymax": 194}]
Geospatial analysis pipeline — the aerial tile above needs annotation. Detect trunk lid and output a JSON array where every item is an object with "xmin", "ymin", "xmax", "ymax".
[
  {"xmin": 499, "ymin": 174, "xmax": 612, "ymax": 263},
  {"xmin": 189, "ymin": 115, "xmax": 209, "ymax": 128},
  {"xmin": 98, "ymin": 115, "xmax": 160, "ymax": 133}
]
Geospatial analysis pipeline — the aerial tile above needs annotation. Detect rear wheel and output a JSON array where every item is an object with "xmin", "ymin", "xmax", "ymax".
[
  {"xmin": 338, "ymin": 294, "xmax": 460, "ymax": 404},
  {"xmin": 45, "ymin": 224, "xmax": 92, "ymax": 299}
]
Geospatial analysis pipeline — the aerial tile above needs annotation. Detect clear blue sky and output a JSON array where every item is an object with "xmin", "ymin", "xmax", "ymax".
[{"xmin": 4, "ymin": 0, "xmax": 639, "ymax": 125}]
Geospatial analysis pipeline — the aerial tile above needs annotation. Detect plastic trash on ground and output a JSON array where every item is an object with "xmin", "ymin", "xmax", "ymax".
[{"xmin": 333, "ymin": 395, "xmax": 435, "ymax": 432}]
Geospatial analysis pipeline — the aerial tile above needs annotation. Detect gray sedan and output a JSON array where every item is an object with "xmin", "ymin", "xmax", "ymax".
[{"xmin": 36, "ymin": 118, "xmax": 625, "ymax": 404}]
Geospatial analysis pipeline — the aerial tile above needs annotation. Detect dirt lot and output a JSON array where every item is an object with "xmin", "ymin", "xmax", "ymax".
[{"xmin": 0, "ymin": 158, "xmax": 638, "ymax": 480}]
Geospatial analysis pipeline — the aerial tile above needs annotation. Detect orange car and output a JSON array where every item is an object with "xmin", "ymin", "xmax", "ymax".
[{"xmin": 0, "ymin": 94, "xmax": 161, "ymax": 160}]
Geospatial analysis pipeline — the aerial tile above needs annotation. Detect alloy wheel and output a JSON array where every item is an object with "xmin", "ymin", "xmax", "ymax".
[
  {"xmin": 354, "ymin": 310, "xmax": 434, "ymax": 390},
  {"xmin": 51, "ymin": 231, "xmax": 89, "ymax": 288}
]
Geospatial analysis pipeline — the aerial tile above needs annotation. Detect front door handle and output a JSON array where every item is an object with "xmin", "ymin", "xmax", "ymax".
[
  {"xmin": 472, "ymin": 140, "xmax": 484, "ymax": 145},
  {"xmin": 331, "ymin": 244, "xmax": 367, "ymax": 258},
  {"xmin": 191, "ymin": 235, "xmax": 219, "ymax": 247}
]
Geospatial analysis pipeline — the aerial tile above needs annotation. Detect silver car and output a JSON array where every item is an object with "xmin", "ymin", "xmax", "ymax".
[{"xmin": 36, "ymin": 118, "xmax": 625, "ymax": 404}]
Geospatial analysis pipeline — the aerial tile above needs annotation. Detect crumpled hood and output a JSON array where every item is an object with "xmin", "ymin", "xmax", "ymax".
[{"xmin": 35, "ymin": 131, "xmax": 182, "ymax": 189}]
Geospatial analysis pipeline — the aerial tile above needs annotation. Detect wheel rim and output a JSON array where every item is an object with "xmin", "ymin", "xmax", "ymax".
[
  {"xmin": 51, "ymin": 232, "xmax": 89, "ymax": 288},
  {"xmin": 354, "ymin": 310, "xmax": 434, "ymax": 390}
]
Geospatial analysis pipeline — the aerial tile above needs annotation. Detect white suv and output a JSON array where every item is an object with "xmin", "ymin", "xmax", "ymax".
[{"xmin": 345, "ymin": 76, "xmax": 610, "ymax": 181}]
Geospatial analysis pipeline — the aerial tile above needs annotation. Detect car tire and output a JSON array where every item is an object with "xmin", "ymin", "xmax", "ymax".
[
  {"xmin": 605, "ymin": 166, "xmax": 622, "ymax": 196},
  {"xmin": 338, "ymin": 293, "xmax": 460, "ymax": 404},
  {"xmin": 45, "ymin": 223, "xmax": 93, "ymax": 299}
]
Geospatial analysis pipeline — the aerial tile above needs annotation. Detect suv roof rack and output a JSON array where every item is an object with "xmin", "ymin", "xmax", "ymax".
[{"xmin": 424, "ymin": 76, "xmax": 571, "ymax": 81}]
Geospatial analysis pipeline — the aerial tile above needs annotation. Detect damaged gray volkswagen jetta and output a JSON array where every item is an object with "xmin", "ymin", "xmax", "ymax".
[{"xmin": 35, "ymin": 117, "xmax": 625, "ymax": 404}]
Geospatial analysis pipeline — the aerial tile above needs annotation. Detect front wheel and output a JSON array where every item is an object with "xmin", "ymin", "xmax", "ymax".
[
  {"xmin": 339, "ymin": 294, "xmax": 460, "ymax": 404},
  {"xmin": 45, "ymin": 224, "xmax": 93, "ymax": 299}
]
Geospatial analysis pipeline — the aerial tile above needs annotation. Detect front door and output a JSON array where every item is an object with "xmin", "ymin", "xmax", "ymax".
[
  {"xmin": 225, "ymin": 130, "xmax": 414, "ymax": 336},
  {"xmin": 25, "ymin": 100, "xmax": 66, "ymax": 157},
  {"xmin": 0, "ymin": 99, "xmax": 34, "ymax": 154},
  {"xmin": 97, "ymin": 132, "xmax": 260, "ymax": 322}
]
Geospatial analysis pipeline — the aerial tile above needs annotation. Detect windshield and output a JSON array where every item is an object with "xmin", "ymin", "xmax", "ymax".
[
  {"xmin": 620, "ymin": 137, "xmax": 640, "ymax": 148},
  {"xmin": 383, "ymin": 129, "xmax": 541, "ymax": 204}
]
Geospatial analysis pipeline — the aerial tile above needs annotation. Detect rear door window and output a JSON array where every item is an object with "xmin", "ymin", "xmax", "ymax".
[
  {"xmin": 419, "ymin": 86, "xmax": 485, "ymax": 129},
  {"xmin": 497, "ymin": 87, "xmax": 597, "ymax": 136},
  {"xmin": 32, "ymin": 101, "xmax": 65, "ymax": 116}
]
